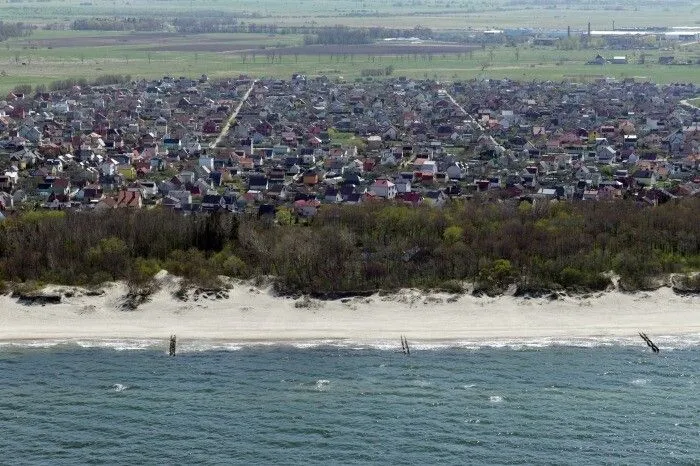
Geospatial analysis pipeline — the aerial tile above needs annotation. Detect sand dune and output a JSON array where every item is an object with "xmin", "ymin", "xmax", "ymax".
[{"xmin": 1, "ymin": 274, "xmax": 698, "ymax": 343}]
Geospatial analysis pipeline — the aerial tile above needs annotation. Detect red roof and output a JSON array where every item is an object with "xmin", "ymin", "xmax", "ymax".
[{"xmin": 115, "ymin": 190, "xmax": 142, "ymax": 208}]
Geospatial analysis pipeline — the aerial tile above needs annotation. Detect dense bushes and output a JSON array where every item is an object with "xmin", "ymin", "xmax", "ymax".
[{"xmin": 0, "ymin": 198, "xmax": 699, "ymax": 295}]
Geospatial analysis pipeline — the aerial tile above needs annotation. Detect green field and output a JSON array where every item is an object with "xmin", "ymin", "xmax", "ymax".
[
  {"xmin": 1, "ymin": 29, "xmax": 698, "ymax": 94},
  {"xmin": 0, "ymin": 0, "xmax": 698, "ymax": 92},
  {"xmin": 1, "ymin": 0, "xmax": 698, "ymax": 30}
]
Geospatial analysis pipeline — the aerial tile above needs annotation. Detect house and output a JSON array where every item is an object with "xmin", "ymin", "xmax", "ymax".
[
  {"xmin": 115, "ymin": 189, "xmax": 143, "ymax": 208},
  {"xmin": 587, "ymin": 55, "xmax": 606, "ymax": 65},
  {"xmin": 366, "ymin": 135, "xmax": 382, "ymax": 150},
  {"xmin": 596, "ymin": 145, "xmax": 616, "ymax": 164},
  {"xmin": 324, "ymin": 186, "xmax": 342, "ymax": 203},
  {"xmin": 302, "ymin": 170, "xmax": 319, "ymax": 185},
  {"xmin": 398, "ymin": 191, "xmax": 422, "ymax": 206},
  {"xmin": 267, "ymin": 184, "xmax": 289, "ymax": 200},
  {"xmin": 611, "ymin": 56, "xmax": 628, "ymax": 64},
  {"xmin": 138, "ymin": 181, "xmax": 158, "ymax": 197},
  {"xmin": 423, "ymin": 190, "xmax": 447, "ymax": 207},
  {"xmin": 168, "ymin": 190, "xmax": 193, "ymax": 206},
  {"xmin": 634, "ymin": 170, "xmax": 656, "ymax": 187},
  {"xmin": 0, "ymin": 174, "xmax": 15, "ymax": 192},
  {"xmin": 446, "ymin": 162, "xmax": 466, "ymax": 180},
  {"xmin": 163, "ymin": 138, "xmax": 182, "ymax": 151},
  {"xmin": 395, "ymin": 178, "xmax": 411, "ymax": 193},
  {"xmin": 0, "ymin": 191, "xmax": 14, "ymax": 209},
  {"xmin": 248, "ymin": 174, "xmax": 269, "ymax": 191},
  {"xmin": 293, "ymin": 199, "xmax": 320, "ymax": 217},
  {"xmin": 80, "ymin": 185, "xmax": 104, "ymax": 203},
  {"xmin": 201, "ymin": 194, "xmax": 225, "ymax": 211},
  {"xmin": 370, "ymin": 179, "xmax": 397, "ymax": 199}
]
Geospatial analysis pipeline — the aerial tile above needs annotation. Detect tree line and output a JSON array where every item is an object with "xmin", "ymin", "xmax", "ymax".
[
  {"xmin": 67, "ymin": 16, "xmax": 433, "ymax": 43},
  {"xmin": 1, "ymin": 198, "xmax": 698, "ymax": 296},
  {"xmin": 71, "ymin": 17, "xmax": 167, "ymax": 32},
  {"xmin": 0, "ymin": 21, "xmax": 34, "ymax": 41},
  {"xmin": 14, "ymin": 74, "xmax": 132, "ymax": 96},
  {"xmin": 304, "ymin": 25, "xmax": 433, "ymax": 45}
]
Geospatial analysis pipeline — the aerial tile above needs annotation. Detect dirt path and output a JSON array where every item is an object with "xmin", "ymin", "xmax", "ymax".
[{"xmin": 210, "ymin": 80, "xmax": 257, "ymax": 149}]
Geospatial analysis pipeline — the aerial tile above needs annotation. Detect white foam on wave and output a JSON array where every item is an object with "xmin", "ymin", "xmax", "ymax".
[
  {"xmin": 0, "ymin": 340, "xmax": 66, "ymax": 349},
  {"xmin": 112, "ymin": 383, "xmax": 128, "ymax": 392},
  {"xmin": 631, "ymin": 378, "xmax": 649, "ymax": 386},
  {"xmin": 179, "ymin": 342, "xmax": 243, "ymax": 353},
  {"xmin": 75, "ymin": 339, "xmax": 161, "ymax": 351},
  {"xmin": 489, "ymin": 395, "xmax": 504, "ymax": 403},
  {"xmin": 1, "ymin": 333, "xmax": 699, "ymax": 352},
  {"xmin": 315, "ymin": 379, "xmax": 330, "ymax": 391}
]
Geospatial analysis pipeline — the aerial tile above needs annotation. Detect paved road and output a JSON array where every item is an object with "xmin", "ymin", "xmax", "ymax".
[
  {"xmin": 210, "ymin": 80, "xmax": 257, "ymax": 149},
  {"xmin": 443, "ymin": 90, "xmax": 484, "ymax": 132}
]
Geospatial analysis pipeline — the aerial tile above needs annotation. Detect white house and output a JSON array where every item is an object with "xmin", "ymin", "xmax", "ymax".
[
  {"xmin": 394, "ymin": 178, "xmax": 411, "ymax": 193},
  {"xmin": 199, "ymin": 155, "xmax": 214, "ymax": 170},
  {"xmin": 168, "ymin": 190, "xmax": 193, "ymax": 205},
  {"xmin": 100, "ymin": 159, "xmax": 119, "ymax": 176},
  {"xmin": 370, "ymin": 179, "xmax": 397, "ymax": 199},
  {"xmin": 420, "ymin": 160, "xmax": 437, "ymax": 176},
  {"xmin": 446, "ymin": 162, "xmax": 466, "ymax": 180}
]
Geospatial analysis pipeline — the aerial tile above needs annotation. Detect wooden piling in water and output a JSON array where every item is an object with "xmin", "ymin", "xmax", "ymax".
[
  {"xmin": 400, "ymin": 335, "xmax": 410, "ymax": 356},
  {"xmin": 638, "ymin": 332, "xmax": 659, "ymax": 353},
  {"xmin": 169, "ymin": 334, "xmax": 177, "ymax": 356}
]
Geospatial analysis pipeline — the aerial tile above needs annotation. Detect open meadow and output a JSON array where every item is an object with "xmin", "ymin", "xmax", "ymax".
[
  {"xmin": 0, "ymin": 0, "xmax": 698, "ymax": 92},
  {"xmin": 1, "ymin": 0, "xmax": 698, "ymax": 30}
]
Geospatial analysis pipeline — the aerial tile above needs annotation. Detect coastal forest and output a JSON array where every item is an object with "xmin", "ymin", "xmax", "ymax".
[{"xmin": 1, "ymin": 198, "xmax": 699, "ymax": 296}]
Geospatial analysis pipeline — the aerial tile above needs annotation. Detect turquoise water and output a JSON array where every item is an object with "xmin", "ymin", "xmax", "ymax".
[{"xmin": 1, "ymin": 340, "xmax": 698, "ymax": 464}]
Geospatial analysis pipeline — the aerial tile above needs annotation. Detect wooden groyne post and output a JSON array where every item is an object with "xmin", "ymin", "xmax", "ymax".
[
  {"xmin": 638, "ymin": 332, "xmax": 659, "ymax": 353},
  {"xmin": 169, "ymin": 334, "xmax": 177, "ymax": 356},
  {"xmin": 401, "ymin": 335, "xmax": 410, "ymax": 356}
]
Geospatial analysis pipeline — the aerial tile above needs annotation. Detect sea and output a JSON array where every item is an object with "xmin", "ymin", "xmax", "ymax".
[{"xmin": 1, "ymin": 337, "xmax": 699, "ymax": 464}]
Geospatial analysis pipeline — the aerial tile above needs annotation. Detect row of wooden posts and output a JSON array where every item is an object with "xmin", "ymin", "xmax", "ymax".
[{"xmin": 166, "ymin": 332, "xmax": 659, "ymax": 356}]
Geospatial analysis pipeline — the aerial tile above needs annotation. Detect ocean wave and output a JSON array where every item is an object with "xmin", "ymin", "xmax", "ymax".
[{"xmin": 1, "ymin": 334, "xmax": 699, "ymax": 353}]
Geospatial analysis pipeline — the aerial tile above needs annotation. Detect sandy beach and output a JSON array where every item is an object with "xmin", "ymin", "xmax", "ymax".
[{"xmin": 1, "ymin": 273, "xmax": 698, "ymax": 344}]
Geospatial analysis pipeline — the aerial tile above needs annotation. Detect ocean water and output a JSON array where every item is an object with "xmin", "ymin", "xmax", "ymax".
[{"xmin": 1, "ymin": 338, "xmax": 699, "ymax": 464}]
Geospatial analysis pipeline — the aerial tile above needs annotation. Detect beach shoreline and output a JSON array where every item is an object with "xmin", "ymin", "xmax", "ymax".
[{"xmin": 1, "ymin": 276, "xmax": 698, "ymax": 343}]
